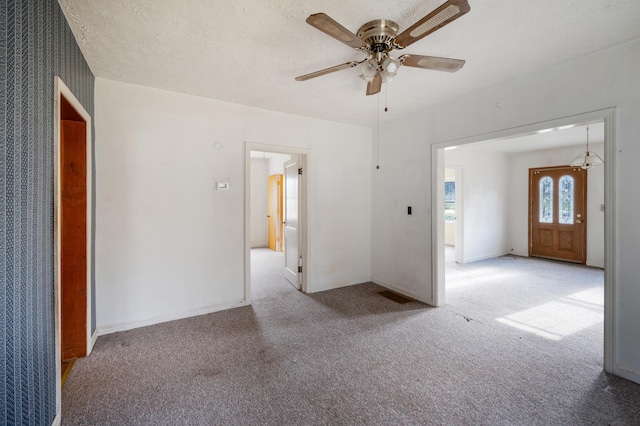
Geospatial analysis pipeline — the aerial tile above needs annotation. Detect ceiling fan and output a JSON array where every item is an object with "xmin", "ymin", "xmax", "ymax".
[{"xmin": 295, "ymin": 0, "xmax": 470, "ymax": 96}]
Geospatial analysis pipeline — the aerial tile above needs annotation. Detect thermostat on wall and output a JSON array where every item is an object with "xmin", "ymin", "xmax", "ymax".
[{"xmin": 217, "ymin": 182, "xmax": 229, "ymax": 190}]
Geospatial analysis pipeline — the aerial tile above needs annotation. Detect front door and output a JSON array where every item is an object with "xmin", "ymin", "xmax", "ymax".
[
  {"xmin": 283, "ymin": 158, "xmax": 301, "ymax": 288},
  {"xmin": 529, "ymin": 166, "xmax": 587, "ymax": 264}
]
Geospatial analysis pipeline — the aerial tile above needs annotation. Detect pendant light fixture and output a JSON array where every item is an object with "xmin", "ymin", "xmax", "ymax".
[{"xmin": 570, "ymin": 126, "xmax": 604, "ymax": 169}]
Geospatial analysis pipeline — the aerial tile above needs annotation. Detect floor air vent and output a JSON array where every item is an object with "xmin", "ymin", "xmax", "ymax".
[{"xmin": 378, "ymin": 290, "xmax": 413, "ymax": 304}]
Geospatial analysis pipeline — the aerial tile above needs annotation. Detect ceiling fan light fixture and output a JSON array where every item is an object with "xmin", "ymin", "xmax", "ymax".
[
  {"xmin": 381, "ymin": 60, "xmax": 399, "ymax": 83},
  {"xmin": 358, "ymin": 59, "xmax": 379, "ymax": 81},
  {"xmin": 382, "ymin": 56, "xmax": 400, "ymax": 75}
]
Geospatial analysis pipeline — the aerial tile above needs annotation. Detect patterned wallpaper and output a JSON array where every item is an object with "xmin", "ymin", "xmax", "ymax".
[{"xmin": 1, "ymin": 0, "xmax": 95, "ymax": 424}]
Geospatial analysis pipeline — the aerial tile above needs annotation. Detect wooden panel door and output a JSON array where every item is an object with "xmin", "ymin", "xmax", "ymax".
[
  {"xmin": 267, "ymin": 174, "xmax": 283, "ymax": 251},
  {"xmin": 276, "ymin": 174, "xmax": 283, "ymax": 252},
  {"xmin": 61, "ymin": 119, "xmax": 87, "ymax": 360},
  {"xmin": 529, "ymin": 166, "xmax": 587, "ymax": 264}
]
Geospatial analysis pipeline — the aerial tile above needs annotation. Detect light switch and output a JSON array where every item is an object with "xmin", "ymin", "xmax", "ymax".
[{"xmin": 217, "ymin": 182, "xmax": 229, "ymax": 190}]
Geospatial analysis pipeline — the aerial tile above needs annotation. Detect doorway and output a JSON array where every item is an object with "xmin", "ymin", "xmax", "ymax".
[
  {"xmin": 433, "ymin": 109, "xmax": 615, "ymax": 374},
  {"xmin": 245, "ymin": 144, "xmax": 308, "ymax": 304},
  {"xmin": 54, "ymin": 77, "xmax": 94, "ymax": 414}
]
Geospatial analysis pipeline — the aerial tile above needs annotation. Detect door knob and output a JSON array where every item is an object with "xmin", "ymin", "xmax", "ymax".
[{"xmin": 576, "ymin": 219, "xmax": 582, "ymax": 223}]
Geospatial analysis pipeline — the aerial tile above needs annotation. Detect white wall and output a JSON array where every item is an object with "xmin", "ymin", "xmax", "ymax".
[
  {"xmin": 95, "ymin": 78, "xmax": 372, "ymax": 333},
  {"xmin": 372, "ymin": 38, "xmax": 640, "ymax": 382},
  {"xmin": 446, "ymin": 148, "xmax": 510, "ymax": 262},
  {"xmin": 267, "ymin": 153, "xmax": 291, "ymax": 176},
  {"xmin": 250, "ymin": 158, "xmax": 268, "ymax": 248},
  {"xmin": 508, "ymin": 143, "xmax": 605, "ymax": 267}
]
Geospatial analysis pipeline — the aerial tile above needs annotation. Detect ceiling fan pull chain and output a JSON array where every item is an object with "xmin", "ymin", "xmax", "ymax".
[
  {"xmin": 385, "ymin": 83, "xmax": 389, "ymax": 112},
  {"xmin": 376, "ymin": 93, "xmax": 381, "ymax": 169}
]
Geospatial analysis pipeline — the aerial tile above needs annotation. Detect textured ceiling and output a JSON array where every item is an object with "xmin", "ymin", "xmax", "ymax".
[
  {"xmin": 470, "ymin": 122, "xmax": 605, "ymax": 153},
  {"xmin": 58, "ymin": 0, "xmax": 640, "ymax": 128}
]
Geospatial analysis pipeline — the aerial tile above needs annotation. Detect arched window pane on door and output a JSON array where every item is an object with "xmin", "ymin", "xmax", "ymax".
[
  {"xmin": 539, "ymin": 176, "xmax": 553, "ymax": 223},
  {"xmin": 559, "ymin": 175, "xmax": 575, "ymax": 224}
]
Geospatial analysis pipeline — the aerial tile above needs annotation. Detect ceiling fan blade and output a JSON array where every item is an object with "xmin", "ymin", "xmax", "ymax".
[
  {"xmin": 295, "ymin": 61, "xmax": 359, "ymax": 81},
  {"xmin": 400, "ymin": 54, "xmax": 465, "ymax": 72},
  {"xmin": 394, "ymin": 0, "xmax": 470, "ymax": 48},
  {"xmin": 306, "ymin": 13, "xmax": 368, "ymax": 50},
  {"xmin": 366, "ymin": 72, "xmax": 382, "ymax": 96}
]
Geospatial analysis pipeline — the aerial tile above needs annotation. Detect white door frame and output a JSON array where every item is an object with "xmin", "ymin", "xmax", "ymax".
[
  {"xmin": 53, "ymin": 77, "xmax": 95, "ymax": 418},
  {"xmin": 431, "ymin": 108, "xmax": 616, "ymax": 375},
  {"xmin": 244, "ymin": 143, "xmax": 309, "ymax": 303}
]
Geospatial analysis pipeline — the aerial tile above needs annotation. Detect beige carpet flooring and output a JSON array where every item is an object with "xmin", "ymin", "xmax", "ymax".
[{"xmin": 61, "ymin": 248, "xmax": 640, "ymax": 425}]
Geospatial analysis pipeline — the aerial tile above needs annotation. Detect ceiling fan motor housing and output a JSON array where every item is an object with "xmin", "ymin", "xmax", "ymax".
[{"xmin": 357, "ymin": 19, "xmax": 399, "ymax": 53}]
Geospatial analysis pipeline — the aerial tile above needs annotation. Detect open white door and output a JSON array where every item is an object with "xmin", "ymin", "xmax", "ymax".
[{"xmin": 284, "ymin": 157, "xmax": 301, "ymax": 288}]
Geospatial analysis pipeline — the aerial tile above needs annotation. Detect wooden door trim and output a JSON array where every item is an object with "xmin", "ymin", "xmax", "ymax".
[{"xmin": 54, "ymin": 77, "xmax": 94, "ymax": 417}]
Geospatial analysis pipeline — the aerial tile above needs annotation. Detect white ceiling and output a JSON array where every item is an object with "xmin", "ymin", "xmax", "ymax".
[
  {"xmin": 470, "ymin": 122, "xmax": 604, "ymax": 153},
  {"xmin": 58, "ymin": 0, "xmax": 640, "ymax": 128}
]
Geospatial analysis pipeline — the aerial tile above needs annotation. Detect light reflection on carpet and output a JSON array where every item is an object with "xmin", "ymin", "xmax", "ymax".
[{"xmin": 496, "ymin": 288, "xmax": 603, "ymax": 341}]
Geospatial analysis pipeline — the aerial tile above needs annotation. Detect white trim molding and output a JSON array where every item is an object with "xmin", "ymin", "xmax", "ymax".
[{"xmin": 615, "ymin": 366, "xmax": 640, "ymax": 385}]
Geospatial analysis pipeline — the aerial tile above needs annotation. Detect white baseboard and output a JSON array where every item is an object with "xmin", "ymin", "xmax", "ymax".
[
  {"xmin": 51, "ymin": 414, "xmax": 61, "ymax": 426},
  {"xmin": 96, "ymin": 299, "xmax": 249, "ymax": 336},
  {"xmin": 372, "ymin": 278, "xmax": 434, "ymax": 306},
  {"xmin": 463, "ymin": 252, "xmax": 506, "ymax": 263},
  {"xmin": 88, "ymin": 329, "xmax": 99, "ymax": 354},
  {"xmin": 614, "ymin": 364, "xmax": 640, "ymax": 385},
  {"xmin": 306, "ymin": 276, "xmax": 371, "ymax": 293}
]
